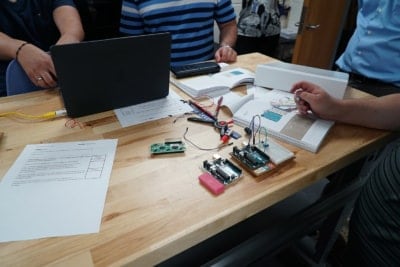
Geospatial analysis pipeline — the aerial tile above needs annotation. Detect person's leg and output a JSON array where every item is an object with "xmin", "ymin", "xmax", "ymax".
[
  {"xmin": 0, "ymin": 63, "xmax": 7, "ymax": 97},
  {"xmin": 235, "ymin": 35, "xmax": 259, "ymax": 55},
  {"xmin": 335, "ymin": 67, "xmax": 400, "ymax": 96},
  {"xmin": 258, "ymin": 34, "xmax": 280, "ymax": 57},
  {"xmin": 347, "ymin": 78, "xmax": 400, "ymax": 97}
]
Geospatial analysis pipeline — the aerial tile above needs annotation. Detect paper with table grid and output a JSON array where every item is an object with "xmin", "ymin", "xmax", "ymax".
[{"xmin": 0, "ymin": 139, "xmax": 117, "ymax": 242}]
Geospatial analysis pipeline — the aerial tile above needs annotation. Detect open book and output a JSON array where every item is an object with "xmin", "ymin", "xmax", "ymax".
[
  {"xmin": 171, "ymin": 67, "xmax": 254, "ymax": 98},
  {"xmin": 255, "ymin": 61, "xmax": 349, "ymax": 99},
  {"xmin": 222, "ymin": 88, "xmax": 334, "ymax": 153}
]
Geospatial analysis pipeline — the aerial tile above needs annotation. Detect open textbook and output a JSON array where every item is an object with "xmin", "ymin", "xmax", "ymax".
[
  {"xmin": 171, "ymin": 67, "xmax": 254, "ymax": 98},
  {"xmin": 255, "ymin": 61, "xmax": 349, "ymax": 99},
  {"xmin": 222, "ymin": 88, "xmax": 334, "ymax": 153}
]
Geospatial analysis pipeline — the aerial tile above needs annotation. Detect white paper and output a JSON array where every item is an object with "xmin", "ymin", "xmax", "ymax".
[
  {"xmin": 217, "ymin": 91, "xmax": 254, "ymax": 114},
  {"xmin": 115, "ymin": 90, "xmax": 192, "ymax": 127},
  {"xmin": 0, "ymin": 139, "xmax": 118, "ymax": 242}
]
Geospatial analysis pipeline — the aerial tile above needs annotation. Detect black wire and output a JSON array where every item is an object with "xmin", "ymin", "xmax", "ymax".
[{"xmin": 248, "ymin": 115, "xmax": 261, "ymax": 145}]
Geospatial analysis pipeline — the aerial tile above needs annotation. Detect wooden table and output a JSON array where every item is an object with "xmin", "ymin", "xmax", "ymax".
[{"xmin": 0, "ymin": 53, "xmax": 395, "ymax": 267}]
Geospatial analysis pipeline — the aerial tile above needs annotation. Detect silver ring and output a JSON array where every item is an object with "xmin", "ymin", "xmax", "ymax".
[{"xmin": 36, "ymin": 77, "xmax": 43, "ymax": 81}]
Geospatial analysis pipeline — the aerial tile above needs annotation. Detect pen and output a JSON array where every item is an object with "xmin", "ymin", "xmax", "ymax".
[
  {"xmin": 188, "ymin": 100, "xmax": 217, "ymax": 121},
  {"xmin": 214, "ymin": 96, "xmax": 223, "ymax": 118}
]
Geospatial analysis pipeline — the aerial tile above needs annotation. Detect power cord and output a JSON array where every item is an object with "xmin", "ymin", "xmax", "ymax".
[{"xmin": 0, "ymin": 109, "xmax": 67, "ymax": 120}]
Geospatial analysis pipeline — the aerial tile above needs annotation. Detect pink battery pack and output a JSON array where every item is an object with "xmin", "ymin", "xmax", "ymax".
[{"xmin": 199, "ymin": 173, "xmax": 225, "ymax": 195}]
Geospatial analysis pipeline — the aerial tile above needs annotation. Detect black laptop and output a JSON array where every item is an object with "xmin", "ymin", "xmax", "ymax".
[{"xmin": 50, "ymin": 33, "xmax": 171, "ymax": 118}]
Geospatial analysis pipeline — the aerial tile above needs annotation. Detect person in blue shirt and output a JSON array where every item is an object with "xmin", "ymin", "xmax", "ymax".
[
  {"xmin": 336, "ymin": 0, "xmax": 400, "ymax": 96},
  {"xmin": 292, "ymin": 80, "xmax": 400, "ymax": 266},
  {"xmin": 119, "ymin": 0, "xmax": 238, "ymax": 67},
  {"xmin": 0, "ymin": 0, "xmax": 85, "ymax": 97}
]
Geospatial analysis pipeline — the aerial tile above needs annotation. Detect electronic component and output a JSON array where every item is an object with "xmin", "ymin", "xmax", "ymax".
[
  {"xmin": 150, "ymin": 138, "xmax": 186, "ymax": 154},
  {"xmin": 230, "ymin": 145, "xmax": 276, "ymax": 176},
  {"xmin": 202, "ymin": 154, "xmax": 242, "ymax": 186},
  {"xmin": 171, "ymin": 61, "xmax": 221, "ymax": 78},
  {"xmin": 244, "ymin": 126, "xmax": 252, "ymax": 135},
  {"xmin": 255, "ymin": 140, "xmax": 295, "ymax": 165}
]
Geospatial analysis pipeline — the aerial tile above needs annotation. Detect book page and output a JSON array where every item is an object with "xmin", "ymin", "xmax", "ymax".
[
  {"xmin": 211, "ymin": 68, "xmax": 254, "ymax": 88},
  {"xmin": 219, "ymin": 91, "xmax": 254, "ymax": 114},
  {"xmin": 233, "ymin": 90, "xmax": 334, "ymax": 152},
  {"xmin": 175, "ymin": 75, "xmax": 227, "ymax": 91},
  {"xmin": 171, "ymin": 67, "xmax": 254, "ymax": 98}
]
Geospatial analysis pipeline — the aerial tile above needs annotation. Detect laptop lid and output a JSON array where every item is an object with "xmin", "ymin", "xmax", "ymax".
[{"xmin": 50, "ymin": 33, "xmax": 171, "ymax": 118}]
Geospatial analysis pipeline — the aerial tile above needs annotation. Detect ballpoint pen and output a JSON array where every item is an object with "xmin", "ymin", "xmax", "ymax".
[
  {"xmin": 214, "ymin": 96, "xmax": 223, "ymax": 118},
  {"xmin": 188, "ymin": 99, "xmax": 217, "ymax": 121}
]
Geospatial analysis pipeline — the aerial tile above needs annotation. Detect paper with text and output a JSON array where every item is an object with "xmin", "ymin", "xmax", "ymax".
[
  {"xmin": 222, "ymin": 86, "xmax": 334, "ymax": 153},
  {"xmin": 115, "ymin": 90, "xmax": 191, "ymax": 127},
  {"xmin": 0, "ymin": 139, "xmax": 118, "ymax": 242}
]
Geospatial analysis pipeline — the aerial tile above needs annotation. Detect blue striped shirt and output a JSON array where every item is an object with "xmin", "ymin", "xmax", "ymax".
[
  {"xmin": 336, "ymin": 0, "xmax": 400, "ymax": 86},
  {"xmin": 120, "ymin": 0, "xmax": 236, "ymax": 66}
]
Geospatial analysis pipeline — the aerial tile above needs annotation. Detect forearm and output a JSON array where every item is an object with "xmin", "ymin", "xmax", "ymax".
[
  {"xmin": 333, "ymin": 94, "xmax": 400, "ymax": 131},
  {"xmin": 53, "ymin": 6, "xmax": 85, "ymax": 44},
  {"xmin": 0, "ymin": 32, "xmax": 26, "ymax": 60},
  {"xmin": 218, "ymin": 20, "xmax": 237, "ymax": 47}
]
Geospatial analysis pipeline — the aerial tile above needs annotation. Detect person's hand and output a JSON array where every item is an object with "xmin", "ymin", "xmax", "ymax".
[
  {"xmin": 215, "ymin": 45, "xmax": 237, "ymax": 63},
  {"xmin": 16, "ymin": 43, "xmax": 57, "ymax": 88},
  {"xmin": 291, "ymin": 81, "xmax": 340, "ymax": 120}
]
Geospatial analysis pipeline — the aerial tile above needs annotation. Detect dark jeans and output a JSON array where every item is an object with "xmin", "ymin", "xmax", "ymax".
[
  {"xmin": 236, "ymin": 34, "xmax": 280, "ymax": 57},
  {"xmin": 0, "ymin": 62, "xmax": 7, "ymax": 97},
  {"xmin": 337, "ymin": 68, "xmax": 400, "ymax": 97},
  {"xmin": 0, "ymin": 75, "xmax": 6, "ymax": 97}
]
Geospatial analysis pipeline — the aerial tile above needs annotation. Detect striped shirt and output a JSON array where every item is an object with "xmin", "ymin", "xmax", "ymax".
[
  {"xmin": 348, "ymin": 138, "xmax": 400, "ymax": 266},
  {"xmin": 120, "ymin": 0, "xmax": 236, "ymax": 66}
]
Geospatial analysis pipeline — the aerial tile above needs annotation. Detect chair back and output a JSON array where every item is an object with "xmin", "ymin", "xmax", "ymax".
[{"xmin": 5, "ymin": 59, "xmax": 40, "ymax": 96}]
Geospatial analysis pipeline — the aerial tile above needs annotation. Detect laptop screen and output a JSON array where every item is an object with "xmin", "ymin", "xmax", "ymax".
[{"xmin": 50, "ymin": 33, "xmax": 171, "ymax": 118}]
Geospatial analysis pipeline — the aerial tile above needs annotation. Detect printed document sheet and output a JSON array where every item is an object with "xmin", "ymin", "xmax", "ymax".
[
  {"xmin": 115, "ymin": 90, "xmax": 192, "ymax": 127},
  {"xmin": 0, "ymin": 139, "xmax": 118, "ymax": 242}
]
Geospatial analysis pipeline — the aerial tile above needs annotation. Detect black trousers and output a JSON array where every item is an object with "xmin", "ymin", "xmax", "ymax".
[
  {"xmin": 337, "ymin": 68, "xmax": 400, "ymax": 97},
  {"xmin": 235, "ymin": 34, "xmax": 280, "ymax": 58}
]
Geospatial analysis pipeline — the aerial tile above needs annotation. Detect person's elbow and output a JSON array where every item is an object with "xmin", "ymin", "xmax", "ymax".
[
  {"xmin": 72, "ymin": 25, "xmax": 85, "ymax": 42},
  {"xmin": 54, "ymin": 6, "xmax": 85, "ymax": 43}
]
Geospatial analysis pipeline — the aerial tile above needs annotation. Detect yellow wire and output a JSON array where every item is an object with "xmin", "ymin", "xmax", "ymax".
[{"xmin": 0, "ymin": 111, "xmax": 58, "ymax": 120}]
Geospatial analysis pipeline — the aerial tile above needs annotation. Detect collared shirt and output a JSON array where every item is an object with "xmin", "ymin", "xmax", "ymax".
[
  {"xmin": 120, "ymin": 0, "xmax": 236, "ymax": 67},
  {"xmin": 336, "ymin": 0, "xmax": 400, "ymax": 86}
]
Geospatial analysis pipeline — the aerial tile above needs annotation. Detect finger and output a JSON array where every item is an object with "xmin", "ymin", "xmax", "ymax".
[
  {"xmin": 41, "ymin": 72, "xmax": 57, "ymax": 88},
  {"xmin": 35, "ymin": 73, "xmax": 52, "ymax": 88},
  {"xmin": 221, "ymin": 47, "xmax": 236, "ymax": 62},
  {"xmin": 214, "ymin": 51, "xmax": 222, "ymax": 62},
  {"xmin": 34, "ymin": 75, "xmax": 45, "ymax": 87},
  {"xmin": 291, "ymin": 81, "xmax": 304, "ymax": 92},
  {"xmin": 215, "ymin": 47, "xmax": 230, "ymax": 62},
  {"xmin": 291, "ymin": 81, "xmax": 315, "ymax": 93}
]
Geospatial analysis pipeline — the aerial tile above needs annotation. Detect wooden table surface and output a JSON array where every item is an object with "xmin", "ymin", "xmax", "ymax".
[{"xmin": 0, "ymin": 53, "xmax": 395, "ymax": 267}]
